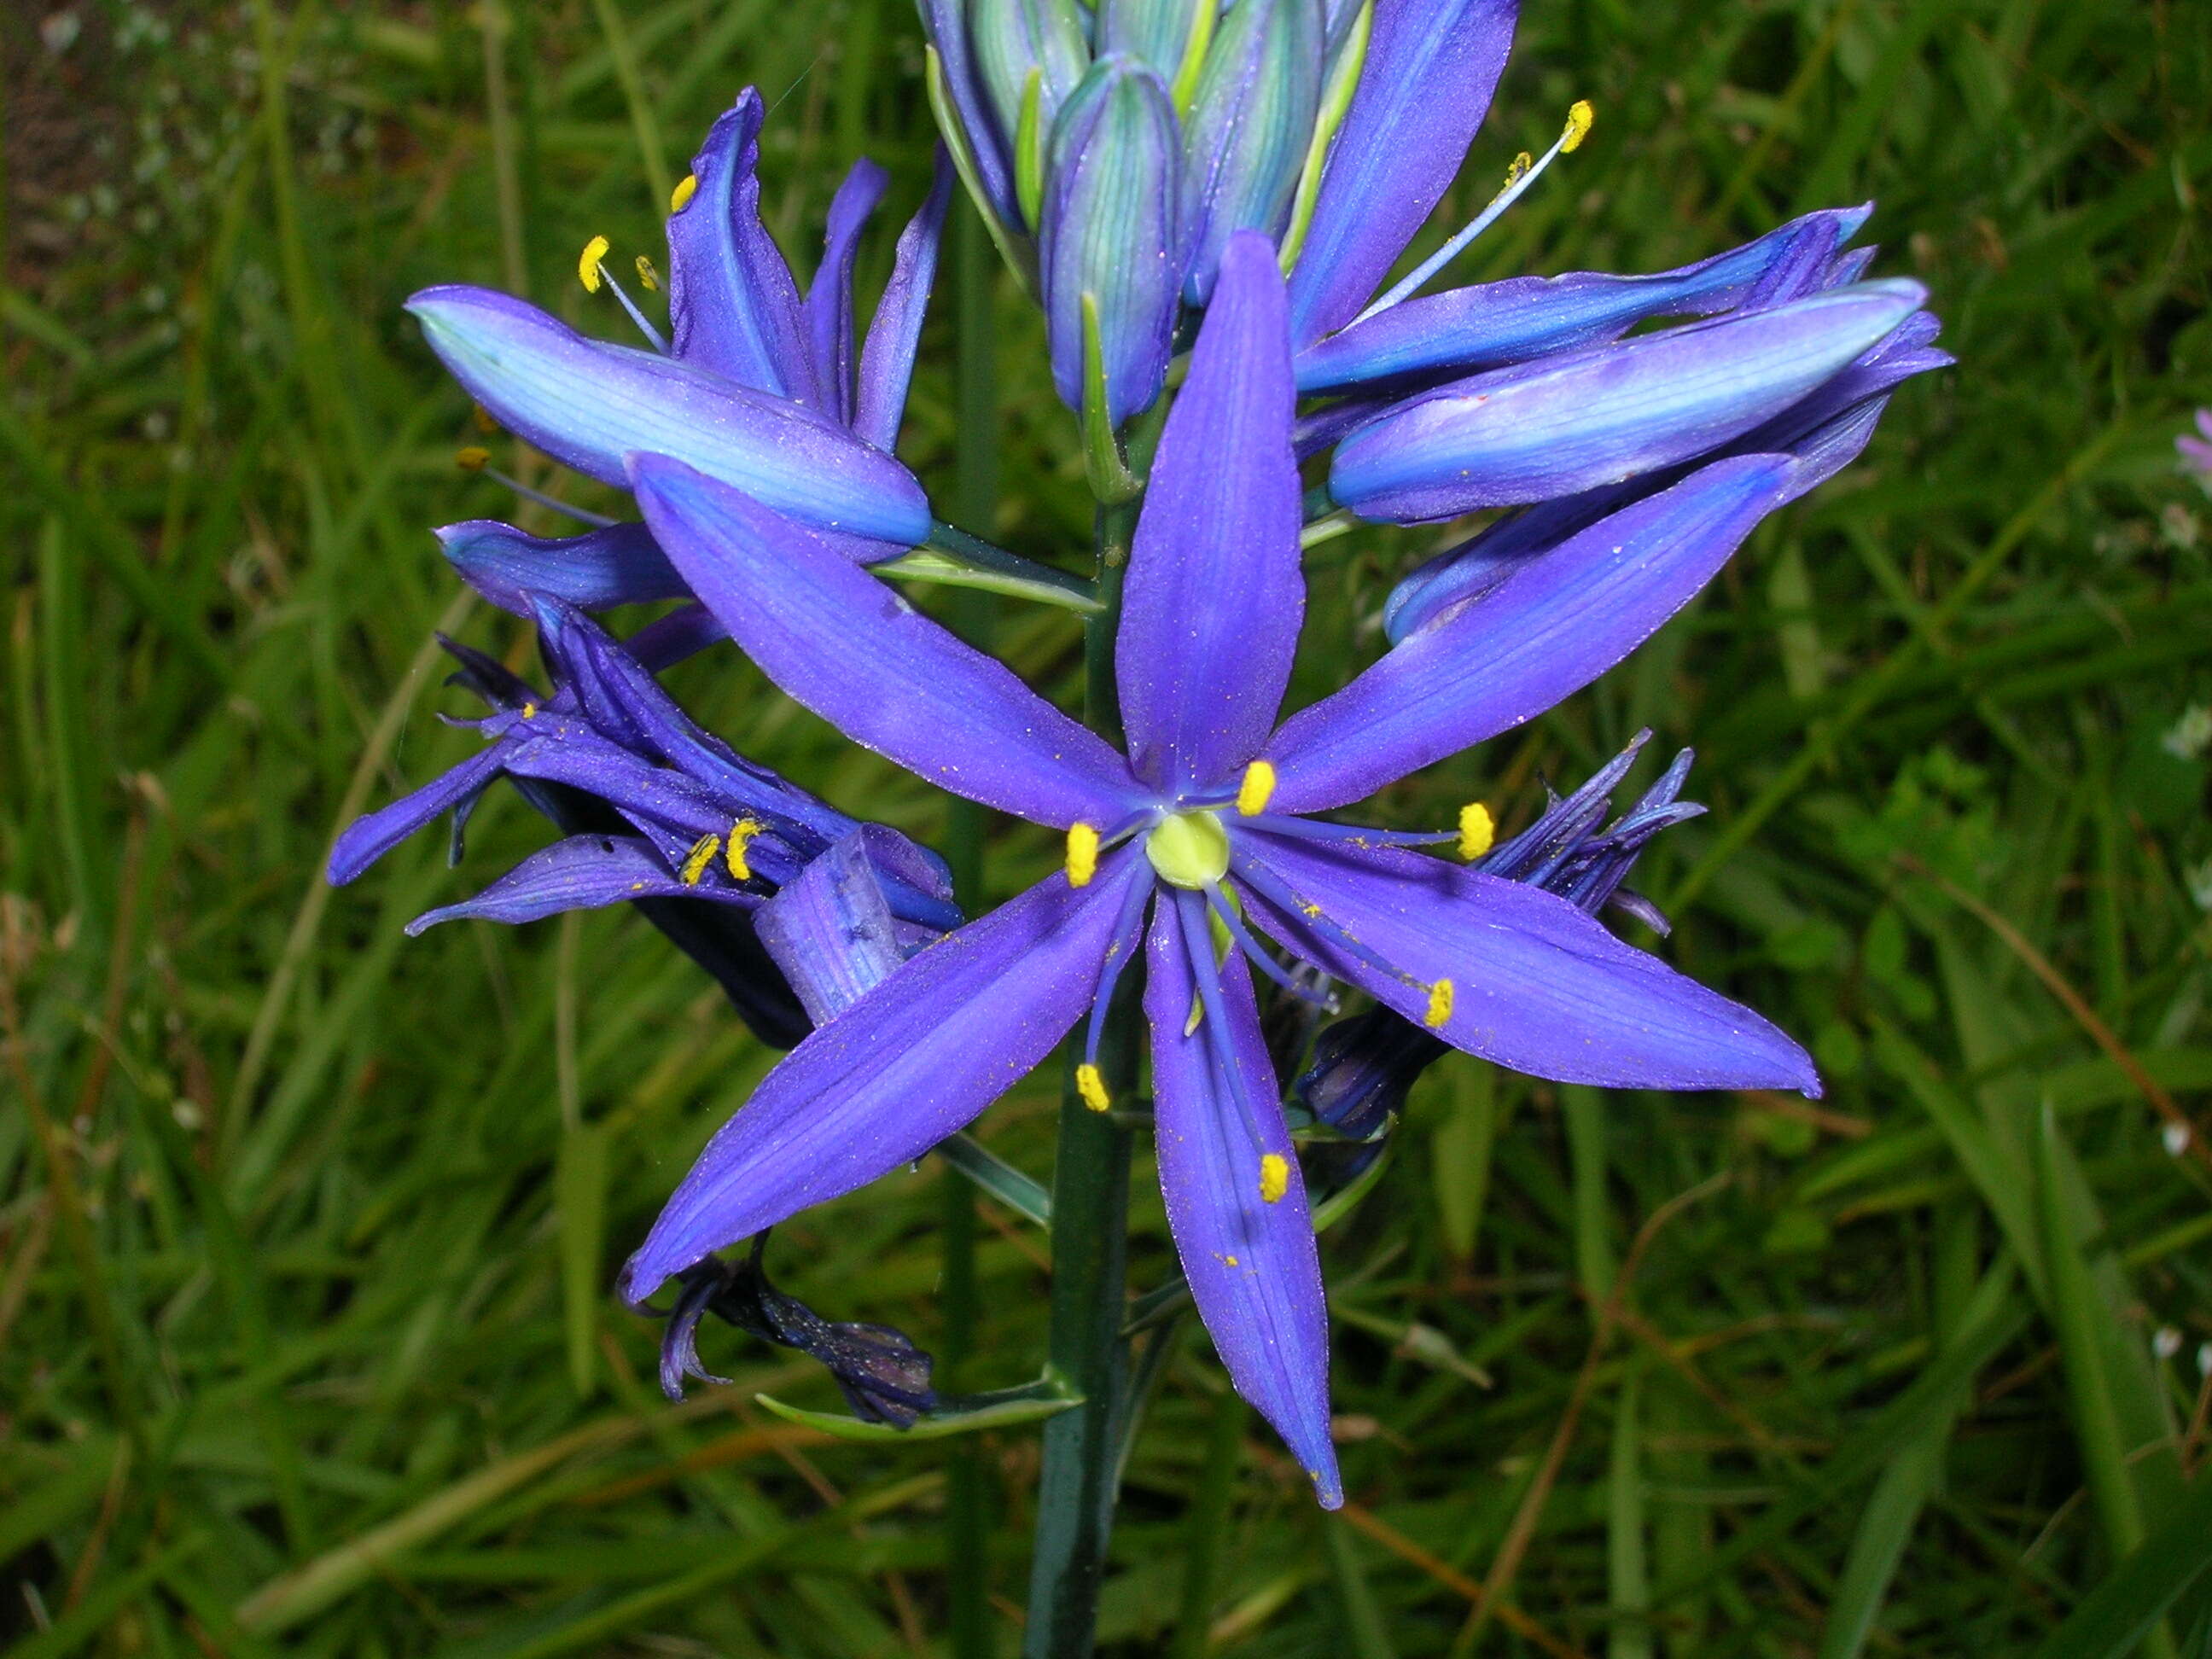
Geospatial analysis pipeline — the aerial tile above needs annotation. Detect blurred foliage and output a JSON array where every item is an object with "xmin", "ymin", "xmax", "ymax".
[{"xmin": 2, "ymin": 0, "xmax": 2209, "ymax": 1654}]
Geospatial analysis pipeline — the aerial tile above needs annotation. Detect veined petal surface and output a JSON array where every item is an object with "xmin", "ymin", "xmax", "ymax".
[
  {"xmin": 854, "ymin": 151, "xmax": 954, "ymax": 452},
  {"xmin": 1117, "ymin": 233, "xmax": 1304, "ymax": 795},
  {"xmin": 1148, "ymin": 894, "xmax": 1342, "ymax": 1508},
  {"xmin": 1237, "ymin": 835, "xmax": 1819, "ymax": 1094},
  {"xmin": 623, "ymin": 853, "xmax": 1148, "ymax": 1298},
  {"xmin": 804, "ymin": 159, "xmax": 891, "ymax": 428},
  {"xmin": 632, "ymin": 455, "xmax": 1144, "ymax": 830},
  {"xmin": 1179, "ymin": 0, "xmax": 1324, "ymax": 304},
  {"xmin": 436, "ymin": 520, "xmax": 688, "ymax": 615},
  {"xmin": 405, "ymin": 833, "xmax": 755, "ymax": 936},
  {"xmin": 408, "ymin": 286, "xmax": 931, "ymax": 548},
  {"xmin": 1267, "ymin": 455, "xmax": 1791, "ymax": 812}
]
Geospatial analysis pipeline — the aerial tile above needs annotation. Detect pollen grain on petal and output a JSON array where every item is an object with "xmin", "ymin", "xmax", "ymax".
[
  {"xmin": 725, "ymin": 817, "xmax": 763, "ymax": 880},
  {"xmin": 578, "ymin": 233, "xmax": 611, "ymax": 292},
  {"xmin": 1504, "ymin": 150, "xmax": 1533, "ymax": 188},
  {"xmin": 1236, "ymin": 759, "xmax": 1278, "ymax": 817},
  {"xmin": 1423, "ymin": 978, "xmax": 1456, "ymax": 1029},
  {"xmin": 1458, "ymin": 802, "xmax": 1494, "ymax": 861},
  {"xmin": 669, "ymin": 172, "xmax": 699, "ymax": 213},
  {"xmin": 1563, "ymin": 98, "xmax": 1596, "ymax": 152},
  {"xmin": 635, "ymin": 253, "xmax": 662, "ymax": 292},
  {"xmin": 1076, "ymin": 1062, "xmax": 1111, "ymax": 1112},
  {"xmin": 1065, "ymin": 822, "xmax": 1100, "ymax": 888},
  {"xmin": 679, "ymin": 832, "xmax": 721, "ymax": 887},
  {"xmin": 1259, "ymin": 1153, "xmax": 1290, "ymax": 1204}
]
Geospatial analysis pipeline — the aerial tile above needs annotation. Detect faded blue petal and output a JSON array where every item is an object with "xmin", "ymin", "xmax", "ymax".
[
  {"xmin": 1039, "ymin": 56, "xmax": 1184, "ymax": 424},
  {"xmin": 804, "ymin": 159, "xmax": 890, "ymax": 428},
  {"xmin": 1286, "ymin": 0, "xmax": 1517, "ymax": 344},
  {"xmin": 1147, "ymin": 892, "xmax": 1342, "ymax": 1509},
  {"xmin": 406, "ymin": 286, "xmax": 930, "ymax": 550},
  {"xmin": 1179, "ymin": 0, "xmax": 1324, "ymax": 304},
  {"xmin": 1295, "ymin": 206, "xmax": 1872, "ymax": 393},
  {"xmin": 405, "ymin": 832, "xmax": 755, "ymax": 935},
  {"xmin": 1237, "ymin": 835, "xmax": 1820, "ymax": 1095},
  {"xmin": 667, "ymin": 89, "xmax": 817, "ymax": 403},
  {"xmin": 436, "ymin": 519, "xmax": 688, "ymax": 615},
  {"xmin": 1327, "ymin": 279, "xmax": 1924, "ymax": 522},
  {"xmin": 1117, "ymin": 233, "xmax": 1304, "ymax": 794},
  {"xmin": 853, "ymin": 150, "xmax": 954, "ymax": 452},
  {"xmin": 632, "ymin": 454, "xmax": 1144, "ymax": 830},
  {"xmin": 623, "ymin": 853, "xmax": 1149, "ymax": 1298}
]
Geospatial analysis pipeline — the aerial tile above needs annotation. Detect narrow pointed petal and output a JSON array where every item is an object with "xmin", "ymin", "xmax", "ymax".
[
  {"xmin": 1295, "ymin": 207, "xmax": 1871, "ymax": 393},
  {"xmin": 1147, "ymin": 896, "xmax": 1342, "ymax": 1507},
  {"xmin": 1285, "ymin": 0, "xmax": 1516, "ymax": 344},
  {"xmin": 405, "ymin": 833, "xmax": 755, "ymax": 935},
  {"xmin": 1118, "ymin": 233, "xmax": 1303, "ymax": 794},
  {"xmin": 1237, "ymin": 835, "xmax": 1819, "ymax": 1095},
  {"xmin": 623, "ymin": 855, "xmax": 1148, "ymax": 1298},
  {"xmin": 406, "ymin": 287, "xmax": 931, "ymax": 549},
  {"xmin": 667, "ymin": 89, "xmax": 818, "ymax": 403},
  {"xmin": 1179, "ymin": 0, "xmax": 1324, "ymax": 304},
  {"xmin": 1039, "ymin": 56, "xmax": 1184, "ymax": 425},
  {"xmin": 1267, "ymin": 455, "xmax": 1790, "ymax": 812},
  {"xmin": 1327, "ymin": 280, "xmax": 1924, "ymax": 522},
  {"xmin": 754, "ymin": 827, "xmax": 936, "ymax": 1026},
  {"xmin": 853, "ymin": 151, "xmax": 954, "ymax": 452},
  {"xmin": 329, "ymin": 743, "xmax": 510, "ymax": 884},
  {"xmin": 436, "ymin": 519, "xmax": 688, "ymax": 615},
  {"xmin": 804, "ymin": 160, "xmax": 891, "ymax": 428},
  {"xmin": 632, "ymin": 455, "xmax": 1143, "ymax": 829},
  {"xmin": 918, "ymin": 0, "xmax": 1018, "ymax": 220},
  {"xmin": 624, "ymin": 603, "xmax": 729, "ymax": 672}
]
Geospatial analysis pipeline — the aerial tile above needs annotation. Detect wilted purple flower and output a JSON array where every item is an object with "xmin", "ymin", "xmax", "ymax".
[
  {"xmin": 327, "ymin": 599, "xmax": 959, "ymax": 1045},
  {"xmin": 616, "ymin": 235, "xmax": 1817, "ymax": 1506},
  {"xmin": 415, "ymin": 88, "xmax": 950, "ymax": 628}
]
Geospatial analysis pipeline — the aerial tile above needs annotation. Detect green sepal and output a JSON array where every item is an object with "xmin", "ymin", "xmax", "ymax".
[
  {"xmin": 937, "ymin": 1129, "xmax": 1055, "ymax": 1227},
  {"xmin": 1278, "ymin": 0, "xmax": 1371, "ymax": 272},
  {"xmin": 881, "ymin": 522, "xmax": 1103, "ymax": 615},
  {"xmin": 925, "ymin": 45, "xmax": 1039, "ymax": 296},
  {"xmin": 1081, "ymin": 293, "xmax": 1144, "ymax": 505},
  {"xmin": 755, "ymin": 1377, "xmax": 1081, "ymax": 1442},
  {"xmin": 1016, "ymin": 68, "xmax": 1049, "ymax": 232}
]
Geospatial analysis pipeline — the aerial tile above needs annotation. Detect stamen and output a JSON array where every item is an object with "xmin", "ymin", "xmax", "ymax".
[
  {"xmin": 456, "ymin": 445, "xmax": 490, "ymax": 471},
  {"xmin": 1205, "ymin": 882, "xmax": 1334, "ymax": 1010},
  {"xmin": 1065, "ymin": 823, "xmax": 1100, "ymax": 888},
  {"xmin": 1235, "ymin": 814, "xmax": 1455, "ymax": 850},
  {"xmin": 1423, "ymin": 979, "xmax": 1456, "ymax": 1028},
  {"xmin": 635, "ymin": 254, "xmax": 662, "ymax": 293},
  {"xmin": 1259, "ymin": 1153, "xmax": 1290, "ymax": 1204},
  {"xmin": 1458, "ymin": 803, "xmax": 1494, "ymax": 861},
  {"xmin": 1082, "ymin": 872, "xmax": 1156, "ymax": 1070},
  {"xmin": 453, "ymin": 448, "xmax": 619, "ymax": 529},
  {"xmin": 1232, "ymin": 851, "xmax": 1432, "ymax": 999},
  {"xmin": 520, "ymin": 701, "xmax": 538, "ymax": 719},
  {"xmin": 1504, "ymin": 150, "xmax": 1532, "ymax": 187},
  {"xmin": 1076, "ymin": 1063, "xmax": 1111, "ymax": 1112},
  {"xmin": 578, "ymin": 234, "xmax": 612, "ymax": 293},
  {"xmin": 670, "ymin": 172, "xmax": 699, "ymax": 213},
  {"xmin": 1351, "ymin": 96, "xmax": 1597, "ymax": 325},
  {"xmin": 1236, "ymin": 760, "xmax": 1277, "ymax": 817},
  {"xmin": 679, "ymin": 833, "xmax": 721, "ymax": 886},
  {"xmin": 725, "ymin": 818, "xmax": 763, "ymax": 880}
]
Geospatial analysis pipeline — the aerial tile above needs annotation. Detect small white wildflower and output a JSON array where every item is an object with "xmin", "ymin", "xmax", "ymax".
[
  {"xmin": 2186, "ymin": 858, "xmax": 2212, "ymax": 915},
  {"xmin": 2163, "ymin": 1121, "xmax": 2192, "ymax": 1157},
  {"xmin": 2153, "ymin": 1326, "xmax": 2183, "ymax": 1361},
  {"xmin": 2163, "ymin": 705, "xmax": 2212, "ymax": 761}
]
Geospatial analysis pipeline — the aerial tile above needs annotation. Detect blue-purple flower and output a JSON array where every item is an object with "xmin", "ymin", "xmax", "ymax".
[
  {"xmin": 416, "ymin": 89, "xmax": 951, "ymax": 630},
  {"xmin": 615, "ymin": 234, "xmax": 1818, "ymax": 1505},
  {"xmin": 2180, "ymin": 408, "xmax": 2212, "ymax": 485}
]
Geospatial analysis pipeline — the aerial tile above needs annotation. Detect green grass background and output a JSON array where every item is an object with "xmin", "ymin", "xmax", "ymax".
[{"xmin": 3, "ymin": 0, "xmax": 2209, "ymax": 1653}]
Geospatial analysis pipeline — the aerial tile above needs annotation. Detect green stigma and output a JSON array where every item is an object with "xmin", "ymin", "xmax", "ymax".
[{"xmin": 1144, "ymin": 810, "xmax": 1231, "ymax": 890}]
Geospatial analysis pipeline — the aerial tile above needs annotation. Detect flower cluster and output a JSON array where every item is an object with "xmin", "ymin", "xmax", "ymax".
[{"xmin": 338, "ymin": 0, "xmax": 1943, "ymax": 1509}]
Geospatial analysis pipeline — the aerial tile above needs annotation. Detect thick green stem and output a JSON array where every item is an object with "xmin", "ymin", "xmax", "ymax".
[{"xmin": 1022, "ymin": 500, "xmax": 1142, "ymax": 1659}]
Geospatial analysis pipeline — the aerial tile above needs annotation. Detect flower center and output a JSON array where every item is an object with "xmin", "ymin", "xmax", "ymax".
[{"xmin": 1145, "ymin": 810, "xmax": 1230, "ymax": 890}]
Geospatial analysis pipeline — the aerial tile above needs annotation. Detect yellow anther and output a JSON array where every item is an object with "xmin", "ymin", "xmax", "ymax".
[
  {"xmin": 1259, "ymin": 1153, "xmax": 1291, "ymax": 1204},
  {"xmin": 679, "ymin": 832, "xmax": 721, "ymax": 887},
  {"xmin": 635, "ymin": 254, "xmax": 661, "ymax": 292},
  {"xmin": 1504, "ymin": 150, "xmax": 1533, "ymax": 187},
  {"xmin": 1563, "ymin": 99, "xmax": 1595, "ymax": 153},
  {"xmin": 455, "ymin": 445, "xmax": 491, "ymax": 471},
  {"xmin": 670, "ymin": 172, "xmax": 699, "ymax": 213},
  {"xmin": 1236, "ymin": 759, "xmax": 1277, "ymax": 817},
  {"xmin": 471, "ymin": 403, "xmax": 498, "ymax": 434},
  {"xmin": 519, "ymin": 701, "xmax": 538, "ymax": 719},
  {"xmin": 725, "ymin": 818, "xmax": 763, "ymax": 881},
  {"xmin": 1423, "ymin": 978, "xmax": 1456, "ymax": 1029},
  {"xmin": 1065, "ymin": 823, "xmax": 1100, "ymax": 888},
  {"xmin": 578, "ymin": 234, "xmax": 611, "ymax": 292},
  {"xmin": 1075, "ymin": 1063, "xmax": 1111, "ymax": 1112},
  {"xmin": 1458, "ymin": 802, "xmax": 1494, "ymax": 861}
]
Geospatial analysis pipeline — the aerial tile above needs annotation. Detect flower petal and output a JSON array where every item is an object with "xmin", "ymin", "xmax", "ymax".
[
  {"xmin": 405, "ymin": 832, "xmax": 753, "ymax": 935},
  {"xmin": 1266, "ymin": 454, "xmax": 1792, "ymax": 812},
  {"xmin": 406, "ymin": 286, "xmax": 929, "ymax": 550},
  {"xmin": 1295, "ymin": 206, "xmax": 1871, "ymax": 393},
  {"xmin": 436, "ymin": 519, "xmax": 688, "ymax": 615},
  {"xmin": 1118, "ymin": 232, "xmax": 1304, "ymax": 795},
  {"xmin": 622, "ymin": 854, "xmax": 1148, "ymax": 1298},
  {"xmin": 917, "ymin": 0, "xmax": 1018, "ymax": 221},
  {"xmin": 631, "ymin": 453, "xmax": 1144, "ymax": 829},
  {"xmin": 804, "ymin": 159, "xmax": 891, "ymax": 428},
  {"xmin": 1236, "ymin": 834, "xmax": 1819, "ymax": 1095},
  {"xmin": 853, "ymin": 150, "xmax": 954, "ymax": 453},
  {"xmin": 329, "ymin": 742, "xmax": 510, "ymax": 885},
  {"xmin": 1285, "ymin": 0, "xmax": 1517, "ymax": 344},
  {"xmin": 1147, "ymin": 892, "xmax": 1342, "ymax": 1507},
  {"xmin": 667, "ymin": 89, "xmax": 817, "ymax": 403},
  {"xmin": 754, "ymin": 826, "xmax": 947, "ymax": 1026},
  {"xmin": 1326, "ymin": 279, "xmax": 1924, "ymax": 522}
]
